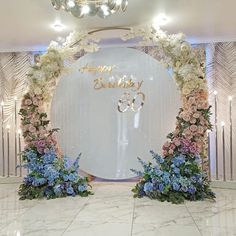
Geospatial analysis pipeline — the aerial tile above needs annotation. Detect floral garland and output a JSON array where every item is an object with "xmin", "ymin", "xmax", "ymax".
[
  {"xmin": 19, "ymin": 32, "xmax": 99, "ymax": 200},
  {"xmin": 122, "ymin": 27, "xmax": 215, "ymax": 203},
  {"xmin": 19, "ymin": 26, "xmax": 215, "ymax": 202}
]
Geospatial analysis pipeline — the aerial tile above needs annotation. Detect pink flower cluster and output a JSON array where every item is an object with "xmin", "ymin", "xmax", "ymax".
[
  {"xmin": 162, "ymin": 137, "xmax": 200, "ymax": 156},
  {"xmin": 162, "ymin": 88, "xmax": 211, "ymax": 158},
  {"xmin": 31, "ymin": 135, "xmax": 58, "ymax": 154},
  {"xmin": 179, "ymin": 138, "xmax": 200, "ymax": 155},
  {"xmin": 20, "ymin": 91, "xmax": 60, "ymax": 156}
]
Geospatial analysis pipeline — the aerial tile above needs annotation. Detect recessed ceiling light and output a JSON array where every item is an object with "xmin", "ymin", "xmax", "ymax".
[
  {"xmin": 66, "ymin": 0, "xmax": 75, "ymax": 8},
  {"xmin": 153, "ymin": 14, "xmax": 170, "ymax": 29},
  {"xmin": 52, "ymin": 21, "xmax": 65, "ymax": 32},
  {"xmin": 81, "ymin": 5, "xmax": 90, "ymax": 15},
  {"xmin": 115, "ymin": 0, "xmax": 122, "ymax": 5},
  {"xmin": 101, "ymin": 4, "xmax": 109, "ymax": 15}
]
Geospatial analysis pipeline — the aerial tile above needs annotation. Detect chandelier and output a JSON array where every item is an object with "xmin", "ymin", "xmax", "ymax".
[{"xmin": 51, "ymin": 0, "xmax": 128, "ymax": 18}]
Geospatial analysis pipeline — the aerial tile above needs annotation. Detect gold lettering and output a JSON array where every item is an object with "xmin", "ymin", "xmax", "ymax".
[
  {"xmin": 80, "ymin": 64, "xmax": 116, "ymax": 74},
  {"xmin": 93, "ymin": 76, "xmax": 144, "ymax": 91},
  {"xmin": 94, "ymin": 77, "xmax": 104, "ymax": 90}
]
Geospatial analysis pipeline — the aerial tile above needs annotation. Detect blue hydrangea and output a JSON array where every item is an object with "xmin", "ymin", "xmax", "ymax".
[
  {"xmin": 173, "ymin": 167, "xmax": 180, "ymax": 175},
  {"xmin": 181, "ymin": 186, "xmax": 188, "ymax": 192},
  {"xmin": 44, "ymin": 165, "xmax": 59, "ymax": 185},
  {"xmin": 158, "ymin": 183, "xmax": 164, "ymax": 192},
  {"xmin": 172, "ymin": 155, "xmax": 185, "ymax": 167},
  {"xmin": 162, "ymin": 172, "xmax": 171, "ymax": 184},
  {"xmin": 42, "ymin": 149, "xmax": 57, "ymax": 164},
  {"xmin": 154, "ymin": 167, "xmax": 163, "ymax": 176},
  {"xmin": 143, "ymin": 182, "xmax": 154, "ymax": 193},
  {"xmin": 78, "ymin": 184, "xmax": 88, "ymax": 192},
  {"xmin": 190, "ymin": 176, "xmax": 197, "ymax": 183},
  {"xmin": 68, "ymin": 173, "xmax": 77, "ymax": 181},
  {"xmin": 32, "ymin": 177, "xmax": 47, "ymax": 186},
  {"xmin": 131, "ymin": 151, "xmax": 215, "ymax": 204},
  {"xmin": 172, "ymin": 182, "xmax": 180, "ymax": 191},
  {"xmin": 188, "ymin": 186, "xmax": 196, "ymax": 194},
  {"xmin": 20, "ymin": 142, "xmax": 91, "ymax": 199},
  {"xmin": 53, "ymin": 184, "xmax": 62, "ymax": 195},
  {"xmin": 66, "ymin": 186, "xmax": 74, "ymax": 195}
]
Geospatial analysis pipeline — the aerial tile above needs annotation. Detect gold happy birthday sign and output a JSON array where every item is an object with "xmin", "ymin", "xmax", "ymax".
[{"xmin": 79, "ymin": 64, "xmax": 145, "ymax": 113}]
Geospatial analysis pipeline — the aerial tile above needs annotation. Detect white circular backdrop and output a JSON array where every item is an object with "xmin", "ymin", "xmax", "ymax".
[{"xmin": 51, "ymin": 47, "xmax": 180, "ymax": 179}]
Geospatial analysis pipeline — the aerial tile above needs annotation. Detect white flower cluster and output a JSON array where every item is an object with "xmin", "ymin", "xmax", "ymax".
[
  {"xmin": 122, "ymin": 27, "xmax": 207, "ymax": 95},
  {"xmin": 27, "ymin": 30, "xmax": 100, "ymax": 104}
]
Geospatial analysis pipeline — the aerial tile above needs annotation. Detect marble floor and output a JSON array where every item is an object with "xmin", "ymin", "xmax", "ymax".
[{"xmin": 0, "ymin": 182, "xmax": 236, "ymax": 236}]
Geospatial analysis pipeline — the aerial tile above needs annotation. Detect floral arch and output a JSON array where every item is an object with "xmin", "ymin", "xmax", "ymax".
[{"xmin": 19, "ymin": 26, "xmax": 215, "ymax": 203}]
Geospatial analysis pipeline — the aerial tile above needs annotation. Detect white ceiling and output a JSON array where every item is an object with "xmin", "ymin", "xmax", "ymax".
[{"xmin": 1, "ymin": 0, "xmax": 236, "ymax": 52}]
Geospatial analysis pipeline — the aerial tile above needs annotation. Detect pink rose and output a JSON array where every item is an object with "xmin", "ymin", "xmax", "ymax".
[
  {"xmin": 33, "ymin": 100, "xmax": 38, "ymax": 106},
  {"xmin": 163, "ymin": 150, "xmax": 168, "ymax": 156},
  {"xmin": 198, "ymin": 126, "xmax": 204, "ymax": 134},
  {"xmin": 183, "ymin": 114, "xmax": 191, "ymax": 122},
  {"xmin": 163, "ymin": 141, "xmax": 170, "ymax": 148},
  {"xmin": 168, "ymin": 149, "xmax": 174, "ymax": 155},
  {"xmin": 190, "ymin": 125, "xmax": 198, "ymax": 132},
  {"xmin": 29, "ymin": 125, "xmax": 36, "ymax": 133},
  {"xmin": 173, "ymin": 138, "xmax": 181, "ymax": 146},
  {"xmin": 190, "ymin": 118, "xmax": 197, "ymax": 124},
  {"xmin": 184, "ymin": 128, "xmax": 192, "ymax": 136},
  {"xmin": 188, "ymin": 97, "xmax": 196, "ymax": 104},
  {"xmin": 189, "ymin": 145, "xmax": 197, "ymax": 154},
  {"xmin": 24, "ymin": 99, "xmax": 32, "ymax": 105},
  {"xmin": 193, "ymin": 112, "xmax": 200, "ymax": 119}
]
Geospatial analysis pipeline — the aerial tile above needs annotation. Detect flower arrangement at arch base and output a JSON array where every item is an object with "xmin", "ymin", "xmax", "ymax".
[
  {"xmin": 131, "ymin": 151, "xmax": 215, "ymax": 204},
  {"xmin": 18, "ymin": 92, "xmax": 92, "ymax": 200},
  {"xmin": 19, "ymin": 150, "xmax": 92, "ymax": 200}
]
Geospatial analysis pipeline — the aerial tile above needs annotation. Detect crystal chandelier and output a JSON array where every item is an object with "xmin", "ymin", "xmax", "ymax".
[{"xmin": 51, "ymin": 0, "xmax": 128, "ymax": 18}]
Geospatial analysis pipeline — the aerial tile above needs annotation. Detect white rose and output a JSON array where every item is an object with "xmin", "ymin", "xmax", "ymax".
[{"xmin": 34, "ymin": 87, "xmax": 42, "ymax": 95}]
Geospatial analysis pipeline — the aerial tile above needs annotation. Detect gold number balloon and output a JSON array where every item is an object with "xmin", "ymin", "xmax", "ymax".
[
  {"xmin": 118, "ymin": 92, "xmax": 145, "ymax": 113},
  {"xmin": 131, "ymin": 92, "xmax": 145, "ymax": 112},
  {"xmin": 118, "ymin": 92, "xmax": 131, "ymax": 113}
]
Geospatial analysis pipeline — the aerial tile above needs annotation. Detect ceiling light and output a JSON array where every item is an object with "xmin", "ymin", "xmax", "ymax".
[
  {"xmin": 101, "ymin": 4, "xmax": 110, "ymax": 15},
  {"xmin": 115, "ymin": 0, "xmax": 122, "ymax": 5},
  {"xmin": 153, "ymin": 14, "xmax": 170, "ymax": 29},
  {"xmin": 81, "ymin": 5, "xmax": 90, "ymax": 15},
  {"xmin": 51, "ymin": 0, "xmax": 128, "ymax": 19},
  {"xmin": 66, "ymin": 0, "xmax": 75, "ymax": 8},
  {"xmin": 52, "ymin": 21, "xmax": 65, "ymax": 32}
]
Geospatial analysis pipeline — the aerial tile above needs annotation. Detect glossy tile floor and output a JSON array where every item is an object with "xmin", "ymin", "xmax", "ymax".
[{"xmin": 1, "ymin": 182, "xmax": 236, "ymax": 236}]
